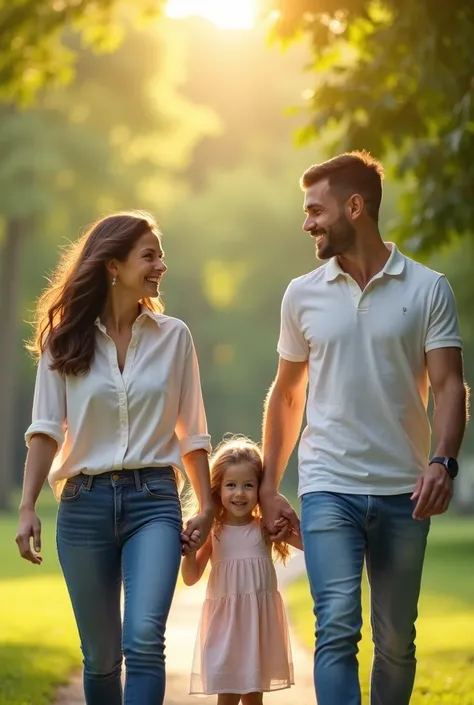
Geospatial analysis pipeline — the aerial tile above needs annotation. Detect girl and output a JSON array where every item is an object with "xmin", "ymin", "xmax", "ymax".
[
  {"xmin": 16, "ymin": 211, "xmax": 213, "ymax": 705},
  {"xmin": 182, "ymin": 437, "xmax": 302, "ymax": 705}
]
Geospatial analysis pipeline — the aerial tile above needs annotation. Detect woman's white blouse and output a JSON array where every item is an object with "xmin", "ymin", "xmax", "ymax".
[{"xmin": 25, "ymin": 310, "xmax": 211, "ymax": 499}]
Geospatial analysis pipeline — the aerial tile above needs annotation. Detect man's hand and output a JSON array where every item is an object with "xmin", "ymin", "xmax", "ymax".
[
  {"xmin": 260, "ymin": 488, "xmax": 299, "ymax": 541},
  {"xmin": 181, "ymin": 508, "xmax": 213, "ymax": 556},
  {"xmin": 411, "ymin": 463, "xmax": 453, "ymax": 520}
]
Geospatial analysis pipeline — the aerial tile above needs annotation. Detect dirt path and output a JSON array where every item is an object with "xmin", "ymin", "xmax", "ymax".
[{"xmin": 53, "ymin": 553, "xmax": 316, "ymax": 704}]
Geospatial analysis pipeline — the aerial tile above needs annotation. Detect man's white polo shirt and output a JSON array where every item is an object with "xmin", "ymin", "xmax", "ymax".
[{"xmin": 277, "ymin": 243, "xmax": 462, "ymax": 497}]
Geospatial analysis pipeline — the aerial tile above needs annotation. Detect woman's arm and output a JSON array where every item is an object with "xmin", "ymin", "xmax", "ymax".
[
  {"xmin": 17, "ymin": 352, "xmax": 66, "ymax": 564},
  {"xmin": 16, "ymin": 434, "xmax": 58, "ymax": 564},
  {"xmin": 181, "ymin": 449, "xmax": 214, "ymax": 552},
  {"xmin": 181, "ymin": 532, "xmax": 213, "ymax": 586},
  {"xmin": 182, "ymin": 449, "xmax": 213, "ymax": 514},
  {"xmin": 175, "ymin": 329, "xmax": 214, "ymax": 552}
]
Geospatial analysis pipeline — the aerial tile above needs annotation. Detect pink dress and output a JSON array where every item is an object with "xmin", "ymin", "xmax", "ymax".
[{"xmin": 190, "ymin": 519, "xmax": 294, "ymax": 695}]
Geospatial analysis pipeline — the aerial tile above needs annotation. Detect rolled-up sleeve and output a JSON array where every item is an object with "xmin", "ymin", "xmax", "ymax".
[
  {"xmin": 25, "ymin": 351, "xmax": 66, "ymax": 449},
  {"xmin": 175, "ymin": 330, "xmax": 211, "ymax": 457},
  {"xmin": 425, "ymin": 276, "xmax": 462, "ymax": 353}
]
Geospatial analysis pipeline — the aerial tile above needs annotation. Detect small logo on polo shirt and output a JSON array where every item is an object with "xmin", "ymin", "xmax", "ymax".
[{"xmin": 402, "ymin": 307, "xmax": 408, "ymax": 314}]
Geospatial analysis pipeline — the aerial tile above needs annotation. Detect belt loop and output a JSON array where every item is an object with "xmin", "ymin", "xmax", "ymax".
[
  {"xmin": 134, "ymin": 470, "xmax": 142, "ymax": 491},
  {"xmin": 86, "ymin": 474, "xmax": 93, "ymax": 491}
]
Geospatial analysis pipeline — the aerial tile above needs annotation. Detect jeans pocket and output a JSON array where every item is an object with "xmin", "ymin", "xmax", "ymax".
[
  {"xmin": 60, "ymin": 480, "xmax": 85, "ymax": 502},
  {"xmin": 143, "ymin": 477, "xmax": 178, "ymax": 501}
]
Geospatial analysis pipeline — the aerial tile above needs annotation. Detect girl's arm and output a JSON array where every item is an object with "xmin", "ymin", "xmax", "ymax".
[{"xmin": 181, "ymin": 532, "xmax": 213, "ymax": 586}]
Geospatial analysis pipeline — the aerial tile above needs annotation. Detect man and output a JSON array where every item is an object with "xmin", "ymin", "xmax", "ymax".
[{"xmin": 259, "ymin": 151, "xmax": 467, "ymax": 705}]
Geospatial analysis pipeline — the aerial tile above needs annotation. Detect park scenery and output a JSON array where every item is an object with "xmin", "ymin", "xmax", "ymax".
[{"xmin": 0, "ymin": 1, "xmax": 473, "ymax": 704}]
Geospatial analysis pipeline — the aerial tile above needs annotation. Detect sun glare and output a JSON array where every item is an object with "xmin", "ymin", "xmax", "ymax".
[{"xmin": 165, "ymin": 0, "xmax": 256, "ymax": 29}]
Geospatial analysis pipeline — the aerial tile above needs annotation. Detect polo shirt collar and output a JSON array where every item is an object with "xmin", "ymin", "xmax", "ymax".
[{"xmin": 324, "ymin": 242, "xmax": 405, "ymax": 282}]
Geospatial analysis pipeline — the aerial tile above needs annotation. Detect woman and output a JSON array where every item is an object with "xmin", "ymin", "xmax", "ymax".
[{"xmin": 15, "ymin": 211, "xmax": 213, "ymax": 705}]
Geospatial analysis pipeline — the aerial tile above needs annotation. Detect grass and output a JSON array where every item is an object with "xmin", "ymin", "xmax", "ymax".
[
  {"xmin": 0, "ymin": 489, "xmax": 185, "ymax": 705},
  {"xmin": 0, "ymin": 491, "xmax": 80, "ymax": 705},
  {"xmin": 286, "ymin": 516, "xmax": 474, "ymax": 704}
]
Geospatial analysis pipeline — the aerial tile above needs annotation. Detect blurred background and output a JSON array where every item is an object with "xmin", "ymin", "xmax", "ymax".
[{"xmin": 0, "ymin": 2, "xmax": 473, "ymax": 703}]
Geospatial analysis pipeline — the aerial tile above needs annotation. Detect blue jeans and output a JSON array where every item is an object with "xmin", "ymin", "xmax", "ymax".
[
  {"xmin": 56, "ymin": 467, "xmax": 182, "ymax": 705},
  {"xmin": 301, "ymin": 491, "xmax": 430, "ymax": 705}
]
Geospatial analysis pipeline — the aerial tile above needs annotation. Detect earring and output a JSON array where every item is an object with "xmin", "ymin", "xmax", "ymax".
[{"xmin": 112, "ymin": 276, "xmax": 117, "ymax": 287}]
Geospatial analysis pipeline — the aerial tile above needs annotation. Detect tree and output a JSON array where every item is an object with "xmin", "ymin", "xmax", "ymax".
[
  {"xmin": 0, "ymin": 18, "xmax": 216, "ymax": 510},
  {"xmin": 0, "ymin": 0, "xmax": 166, "ymax": 103},
  {"xmin": 265, "ymin": 0, "xmax": 474, "ymax": 253}
]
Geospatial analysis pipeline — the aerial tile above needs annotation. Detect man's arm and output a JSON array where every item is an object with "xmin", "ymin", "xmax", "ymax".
[
  {"xmin": 412, "ymin": 347, "xmax": 468, "ymax": 519},
  {"xmin": 284, "ymin": 529, "xmax": 304, "ymax": 551},
  {"xmin": 429, "ymin": 348, "xmax": 468, "ymax": 459},
  {"xmin": 260, "ymin": 357, "xmax": 308, "ymax": 537},
  {"xmin": 262, "ymin": 357, "xmax": 308, "ymax": 490}
]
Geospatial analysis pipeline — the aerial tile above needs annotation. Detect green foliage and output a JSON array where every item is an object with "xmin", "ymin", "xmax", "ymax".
[
  {"xmin": 3, "ymin": 16, "xmax": 218, "ymax": 295},
  {"xmin": 0, "ymin": 0, "xmax": 166, "ymax": 104},
  {"xmin": 266, "ymin": 0, "xmax": 474, "ymax": 253},
  {"xmin": 1, "ymin": 18, "xmax": 218, "ymax": 489},
  {"xmin": 162, "ymin": 155, "xmax": 314, "ymax": 451}
]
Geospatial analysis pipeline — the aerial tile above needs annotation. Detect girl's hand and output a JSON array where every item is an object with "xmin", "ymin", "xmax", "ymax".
[
  {"xmin": 181, "ymin": 508, "xmax": 213, "ymax": 555},
  {"xmin": 272, "ymin": 516, "xmax": 292, "ymax": 540},
  {"xmin": 260, "ymin": 488, "xmax": 300, "ymax": 541},
  {"xmin": 272, "ymin": 518, "xmax": 304, "ymax": 551},
  {"xmin": 16, "ymin": 508, "xmax": 42, "ymax": 565},
  {"xmin": 181, "ymin": 529, "xmax": 200, "ymax": 556}
]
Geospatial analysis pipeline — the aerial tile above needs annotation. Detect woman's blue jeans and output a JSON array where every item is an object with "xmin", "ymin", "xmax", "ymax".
[{"xmin": 56, "ymin": 467, "xmax": 182, "ymax": 705}]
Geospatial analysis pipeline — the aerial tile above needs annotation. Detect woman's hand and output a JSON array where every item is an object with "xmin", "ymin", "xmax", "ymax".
[
  {"xmin": 181, "ymin": 507, "xmax": 213, "ymax": 556},
  {"xmin": 16, "ymin": 434, "xmax": 57, "ymax": 566},
  {"xmin": 16, "ymin": 507, "xmax": 43, "ymax": 565}
]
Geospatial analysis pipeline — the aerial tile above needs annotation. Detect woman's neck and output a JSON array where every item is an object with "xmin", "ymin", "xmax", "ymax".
[{"xmin": 102, "ymin": 294, "xmax": 141, "ymax": 334}]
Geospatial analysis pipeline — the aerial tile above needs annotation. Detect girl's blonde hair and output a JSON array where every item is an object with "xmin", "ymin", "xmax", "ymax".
[{"xmin": 209, "ymin": 436, "xmax": 291, "ymax": 564}]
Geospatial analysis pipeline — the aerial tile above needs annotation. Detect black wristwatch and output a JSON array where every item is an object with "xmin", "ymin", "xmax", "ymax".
[{"xmin": 429, "ymin": 456, "xmax": 459, "ymax": 480}]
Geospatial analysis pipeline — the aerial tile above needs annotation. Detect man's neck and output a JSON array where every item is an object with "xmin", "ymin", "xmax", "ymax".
[{"xmin": 337, "ymin": 235, "xmax": 391, "ymax": 290}]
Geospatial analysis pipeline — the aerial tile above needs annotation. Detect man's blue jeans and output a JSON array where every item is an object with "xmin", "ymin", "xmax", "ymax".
[
  {"xmin": 301, "ymin": 491, "xmax": 430, "ymax": 705},
  {"xmin": 56, "ymin": 467, "xmax": 182, "ymax": 705}
]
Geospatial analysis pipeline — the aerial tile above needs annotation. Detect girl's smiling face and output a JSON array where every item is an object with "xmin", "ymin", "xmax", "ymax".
[{"xmin": 220, "ymin": 462, "xmax": 259, "ymax": 525}]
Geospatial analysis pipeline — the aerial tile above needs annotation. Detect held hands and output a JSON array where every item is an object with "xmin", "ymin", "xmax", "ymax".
[
  {"xmin": 16, "ymin": 508, "xmax": 42, "ymax": 565},
  {"xmin": 273, "ymin": 517, "xmax": 302, "ymax": 543},
  {"xmin": 411, "ymin": 463, "xmax": 453, "ymax": 520},
  {"xmin": 181, "ymin": 507, "xmax": 213, "ymax": 556},
  {"xmin": 260, "ymin": 488, "xmax": 300, "ymax": 542}
]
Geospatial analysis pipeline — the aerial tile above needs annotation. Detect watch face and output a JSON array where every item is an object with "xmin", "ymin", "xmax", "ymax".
[{"xmin": 446, "ymin": 458, "xmax": 459, "ymax": 477}]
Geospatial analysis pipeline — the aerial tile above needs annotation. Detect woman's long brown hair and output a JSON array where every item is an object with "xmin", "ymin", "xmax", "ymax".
[{"xmin": 28, "ymin": 211, "xmax": 164, "ymax": 376}]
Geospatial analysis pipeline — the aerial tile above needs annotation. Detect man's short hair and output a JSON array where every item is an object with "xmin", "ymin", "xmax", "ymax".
[{"xmin": 300, "ymin": 150, "xmax": 384, "ymax": 222}]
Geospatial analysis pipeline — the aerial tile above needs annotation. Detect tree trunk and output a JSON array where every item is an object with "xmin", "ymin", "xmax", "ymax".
[{"xmin": 0, "ymin": 219, "xmax": 25, "ymax": 511}]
